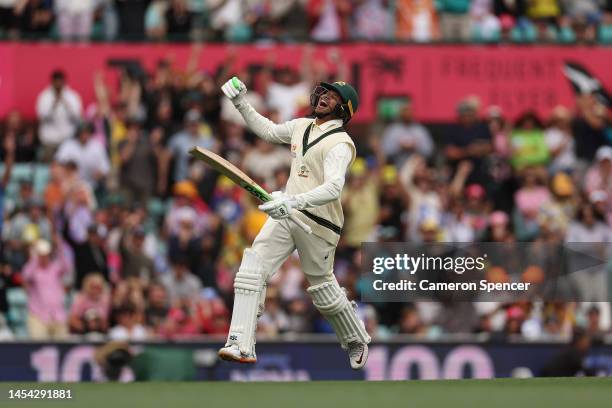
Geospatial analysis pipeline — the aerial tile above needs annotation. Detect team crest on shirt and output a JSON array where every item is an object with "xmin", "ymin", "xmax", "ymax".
[
  {"xmin": 297, "ymin": 165, "xmax": 310, "ymax": 178},
  {"xmin": 291, "ymin": 144, "xmax": 297, "ymax": 158}
]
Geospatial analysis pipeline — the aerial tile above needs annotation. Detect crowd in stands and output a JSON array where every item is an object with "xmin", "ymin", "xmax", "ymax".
[
  {"xmin": 0, "ymin": 40, "xmax": 611, "ymax": 343},
  {"xmin": 1, "ymin": 0, "xmax": 612, "ymax": 43}
]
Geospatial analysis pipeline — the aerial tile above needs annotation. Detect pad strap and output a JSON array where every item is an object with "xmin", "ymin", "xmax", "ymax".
[{"xmin": 307, "ymin": 279, "xmax": 371, "ymax": 349}]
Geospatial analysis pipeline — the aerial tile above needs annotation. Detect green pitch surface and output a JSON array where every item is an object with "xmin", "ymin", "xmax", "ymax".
[{"xmin": 2, "ymin": 378, "xmax": 612, "ymax": 408}]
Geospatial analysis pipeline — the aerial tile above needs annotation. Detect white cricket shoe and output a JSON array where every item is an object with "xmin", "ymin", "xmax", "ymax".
[
  {"xmin": 347, "ymin": 342, "xmax": 369, "ymax": 370},
  {"xmin": 218, "ymin": 344, "xmax": 257, "ymax": 364}
]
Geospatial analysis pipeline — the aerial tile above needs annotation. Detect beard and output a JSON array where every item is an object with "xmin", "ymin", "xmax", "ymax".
[{"xmin": 314, "ymin": 109, "xmax": 331, "ymax": 118}]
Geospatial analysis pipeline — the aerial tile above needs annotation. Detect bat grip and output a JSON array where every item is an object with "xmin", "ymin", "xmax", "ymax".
[{"xmin": 290, "ymin": 211, "xmax": 312, "ymax": 235}]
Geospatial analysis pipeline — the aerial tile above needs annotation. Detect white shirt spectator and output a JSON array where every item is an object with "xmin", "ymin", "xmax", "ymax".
[
  {"xmin": 566, "ymin": 221, "xmax": 612, "ymax": 242},
  {"xmin": 311, "ymin": 0, "xmax": 342, "ymax": 41},
  {"xmin": 56, "ymin": 138, "xmax": 110, "ymax": 186},
  {"xmin": 36, "ymin": 86, "xmax": 83, "ymax": 147},
  {"xmin": 545, "ymin": 126, "xmax": 576, "ymax": 172},
  {"xmin": 267, "ymin": 81, "xmax": 310, "ymax": 122},
  {"xmin": 382, "ymin": 121, "xmax": 434, "ymax": 166},
  {"xmin": 207, "ymin": 0, "xmax": 242, "ymax": 30},
  {"xmin": 243, "ymin": 144, "xmax": 292, "ymax": 190}
]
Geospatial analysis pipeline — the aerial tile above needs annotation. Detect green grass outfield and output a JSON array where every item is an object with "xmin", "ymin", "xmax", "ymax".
[{"xmin": 2, "ymin": 378, "xmax": 612, "ymax": 408}]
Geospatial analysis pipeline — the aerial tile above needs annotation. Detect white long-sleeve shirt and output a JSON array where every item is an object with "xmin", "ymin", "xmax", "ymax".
[
  {"xmin": 36, "ymin": 85, "xmax": 83, "ymax": 146},
  {"xmin": 235, "ymin": 99, "xmax": 352, "ymax": 209}
]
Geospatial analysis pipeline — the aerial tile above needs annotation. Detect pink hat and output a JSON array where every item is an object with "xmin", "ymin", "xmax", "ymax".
[
  {"xmin": 466, "ymin": 184, "xmax": 486, "ymax": 200},
  {"xmin": 490, "ymin": 211, "xmax": 509, "ymax": 226}
]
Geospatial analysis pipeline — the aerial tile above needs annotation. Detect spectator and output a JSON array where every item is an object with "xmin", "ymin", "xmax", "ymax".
[
  {"xmin": 471, "ymin": 0, "xmax": 502, "ymax": 41},
  {"xmin": 377, "ymin": 165, "xmax": 409, "ymax": 241},
  {"xmin": 63, "ymin": 183, "xmax": 95, "ymax": 245},
  {"xmin": 119, "ymin": 225, "xmax": 155, "ymax": 285},
  {"xmin": 395, "ymin": 0, "xmax": 439, "ymax": 42},
  {"xmin": 168, "ymin": 109, "xmax": 216, "ymax": 183},
  {"xmin": 145, "ymin": 0, "xmax": 168, "ymax": 40},
  {"xmin": 69, "ymin": 273, "xmax": 111, "ymax": 335},
  {"xmin": 1, "ymin": 110, "xmax": 36, "ymax": 162},
  {"xmin": 259, "ymin": 287, "xmax": 290, "ymax": 335},
  {"xmin": 308, "ymin": 0, "xmax": 352, "ymax": 42},
  {"xmin": 545, "ymin": 106, "xmax": 577, "ymax": 173},
  {"xmin": 109, "ymin": 303, "xmax": 149, "ymax": 341},
  {"xmin": 382, "ymin": 99, "xmax": 434, "ymax": 168},
  {"xmin": 574, "ymin": 97, "xmax": 609, "ymax": 162},
  {"xmin": 242, "ymin": 139, "xmax": 292, "ymax": 190},
  {"xmin": 115, "ymin": 0, "xmax": 148, "ymax": 39},
  {"xmin": 510, "ymin": 111, "xmax": 549, "ymax": 170},
  {"xmin": 483, "ymin": 210, "xmax": 514, "ymax": 242},
  {"xmin": 266, "ymin": 67, "xmax": 312, "ymax": 123},
  {"xmin": 398, "ymin": 304, "xmax": 426, "ymax": 335},
  {"xmin": 0, "ymin": 133, "xmax": 15, "ymax": 235},
  {"xmin": 561, "ymin": 0, "xmax": 602, "ymax": 42},
  {"xmin": 526, "ymin": 0, "xmax": 562, "ymax": 41},
  {"xmin": 0, "ymin": 0, "xmax": 19, "ymax": 38},
  {"xmin": 165, "ymin": 180, "xmax": 205, "ymax": 233},
  {"xmin": 437, "ymin": 0, "xmax": 472, "ymax": 41},
  {"xmin": 566, "ymin": 202, "xmax": 612, "ymax": 242},
  {"xmin": 55, "ymin": 122, "xmax": 111, "ymax": 189},
  {"xmin": 65, "ymin": 224, "xmax": 109, "ymax": 289},
  {"xmin": 194, "ymin": 214, "xmax": 224, "ymax": 289},
  {"xmin": 55, "ymin": 0, "xmax": 96, "ymax": 41},
  {"xmin": 352, "ymin": 0, "xmax": 391, "ymax": 40},
  {"xmin": 36, "ymin": 70, "xmax": 83, "ymax": 158},
  {"xmin": 159, "ymin": 298, "xmax": 200, "ymax": 338},
  {"xmin": 514, "ymin": 167, "xmax": 551, "ymax": 240},
  {"xmin": 400, "ymin": 155, "xmax": 443, "ymax": 241},
  {"xmin": 165, "ymin": 0, "xmax": 192, "ymax": 39},
  {"xmin": 16, "ymin": 0, "xmax": 54, "ymax": 37},
  {"xmin": 145, "ymin": 282, "xmax": 169, "ymax": 333},
  {"xmin": 584, "ymin": 146, "xmax": 612, "ymax": 196},
  {"xmin": 22, "ymin": 238, "xmax": 69, "ymax": 339},
  {"xmin": 3, "ymin": 198, "xmax": 52, "ymax": 247},
  {"xmin": 161, "ymin": 258, "xmax": 202, "ymax": 305},
  {"xmin": 444, "ymin": 98, "xmax": 492, "ymax": 185},
  {"xmin": 118, "ymin": 120, "xmax": 166, "ymax": 204},
  {"xmin": 342, "ymin": 158, "xmax": 380, "ymax": 248},
  {"xmin": 167, "ymin": 207, "xmax": 201, "ymax": 273},
  {"xmin": 206, "ymin": 0, "xmax": 243, "ymax": 40}
]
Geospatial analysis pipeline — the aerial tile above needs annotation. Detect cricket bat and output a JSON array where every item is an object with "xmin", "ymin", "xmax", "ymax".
[{"xmin": 189, "ymin": 147, "xmax": 312, "ymax": 234}]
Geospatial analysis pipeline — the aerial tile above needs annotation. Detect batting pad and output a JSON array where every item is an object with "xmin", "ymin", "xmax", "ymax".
[
  {"xmin": 227, "ymin": 249, "xmax": 265, "ymax": 355},
  {"xmin": 307, "ymin": 279, "xmax": 371, "ymax": 349}
]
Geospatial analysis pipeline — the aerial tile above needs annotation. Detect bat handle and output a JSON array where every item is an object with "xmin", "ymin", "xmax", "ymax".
[{"xmin": 290, "ymin": 211, "xmax": 312, "ymax": 235}]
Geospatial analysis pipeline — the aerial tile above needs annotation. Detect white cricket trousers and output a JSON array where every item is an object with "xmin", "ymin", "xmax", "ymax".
[{"xmin": 251, "ymin": 216, "xmax": 337, "ymax": 285}]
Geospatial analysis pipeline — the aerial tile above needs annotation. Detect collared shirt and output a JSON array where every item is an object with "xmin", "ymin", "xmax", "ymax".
[{"xmin": 23, "ymin": 254, "xmax": 70, "ymax": 324}]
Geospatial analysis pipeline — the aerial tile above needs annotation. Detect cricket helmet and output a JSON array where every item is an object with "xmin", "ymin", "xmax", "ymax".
[{"xmin": 310, "ymin": 81, "xmax": 359, "ymax": 123}]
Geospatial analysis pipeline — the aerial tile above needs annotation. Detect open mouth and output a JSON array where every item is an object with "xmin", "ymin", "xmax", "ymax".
[{"xmin": 318, "ymin": 99, "xmax": 329, "ymax": 109}]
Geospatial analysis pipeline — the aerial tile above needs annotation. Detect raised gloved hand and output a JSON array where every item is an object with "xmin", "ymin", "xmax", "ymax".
[
  {"xmin": 221, "ymin": 76, "xmax": 247, "ymax": 106},
  {"xmin": 258, "ymin": 191, "xmax": 298, "ymax": 220}
]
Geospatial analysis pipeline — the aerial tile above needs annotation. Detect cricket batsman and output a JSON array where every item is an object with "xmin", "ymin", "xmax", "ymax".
[{"xmin": 218, "ymin": 76, "xmax": 371, "ymax": 369}]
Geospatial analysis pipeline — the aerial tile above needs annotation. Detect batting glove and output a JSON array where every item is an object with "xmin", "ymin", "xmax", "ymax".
[
  {"xmin": 221, "ymin": 76, "xmax": 247, "ymax": 106},
  {"xmin": 258, "ymin": 191, "xmax": 297, "ymax": 220}
]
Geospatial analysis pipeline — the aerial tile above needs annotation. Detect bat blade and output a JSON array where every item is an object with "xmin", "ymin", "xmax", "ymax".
[{"xmin": 189, "ymin": 147, "xmax": 272, "ymax": 202}]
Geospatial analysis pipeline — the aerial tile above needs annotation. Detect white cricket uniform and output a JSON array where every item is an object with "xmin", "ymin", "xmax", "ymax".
[
  {"xmin": 224, "ymin": 97, "xmax": 370, "ymax": 357},
  {"xmin": 236, "ymin": 102, "xmax": 356, "ymax": 281}
]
